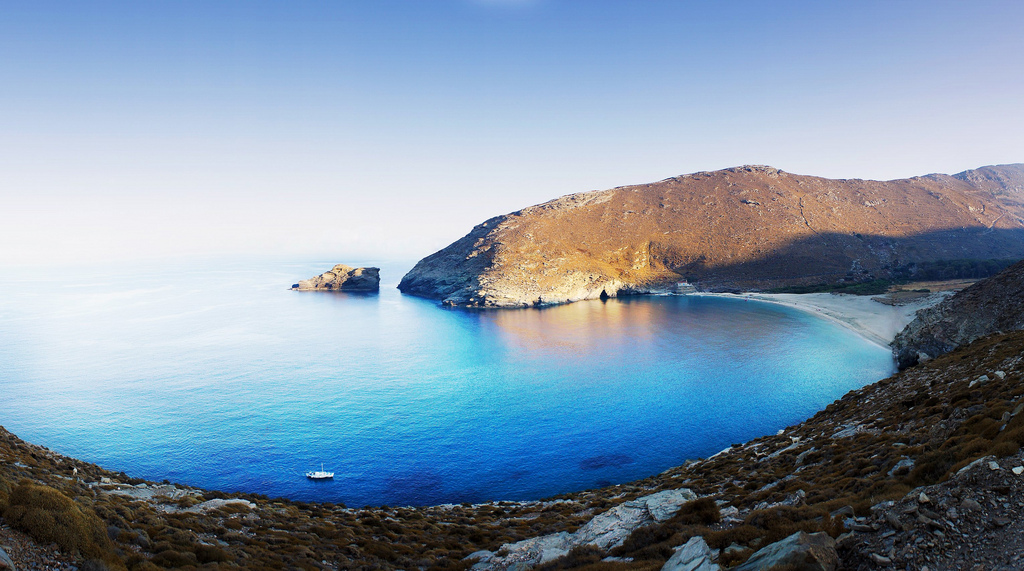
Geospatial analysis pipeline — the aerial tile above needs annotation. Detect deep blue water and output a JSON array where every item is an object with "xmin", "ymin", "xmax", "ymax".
[{"xmin": 0, "ymin": 259, "xmax": 894, "ymax": 507}]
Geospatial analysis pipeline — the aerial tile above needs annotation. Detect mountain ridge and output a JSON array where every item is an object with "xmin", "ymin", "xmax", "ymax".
[{"xmin": 399, "ymin": 163, "xmax": 1024, "ymax": 307}]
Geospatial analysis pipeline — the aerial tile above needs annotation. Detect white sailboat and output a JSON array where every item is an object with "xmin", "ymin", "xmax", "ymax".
[{"xmin": 306, "ymin": 463, "xmax": 334, "ymax": 480}]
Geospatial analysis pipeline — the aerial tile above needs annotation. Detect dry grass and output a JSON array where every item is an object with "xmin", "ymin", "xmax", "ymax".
[{"xmin": 1, "ymin": 481, "xmax": 124, "ymax": 569}]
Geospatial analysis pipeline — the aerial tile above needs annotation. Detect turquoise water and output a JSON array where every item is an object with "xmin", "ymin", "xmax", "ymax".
[{"xmin": 0, "ymin": 259, "xmax": 894, "ymax": 506}]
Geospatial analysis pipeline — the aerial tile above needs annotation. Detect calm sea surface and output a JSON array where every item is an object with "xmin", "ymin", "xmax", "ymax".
[{"xmin": 0, "ymin": 259, "xmax": 894, "ymax": 506}]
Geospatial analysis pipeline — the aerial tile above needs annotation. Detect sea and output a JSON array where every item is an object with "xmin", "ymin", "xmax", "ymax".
[{"xmin": 0, "ymin": 258, "xmax": 895, "ymax": 507}]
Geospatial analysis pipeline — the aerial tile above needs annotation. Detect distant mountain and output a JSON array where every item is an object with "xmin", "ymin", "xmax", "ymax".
[
  {"xmin": 892, "ymin": 259, "xmax": 1024, "ymax": 369},
  {"xmin": 399, "ymin": 163, "xmax": 1024, "ymax": 307}
]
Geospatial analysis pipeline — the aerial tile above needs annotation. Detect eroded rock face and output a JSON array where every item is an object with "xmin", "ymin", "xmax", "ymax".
[
  {"xmin": 399, "ymin": 164, "xmax": 1024, "ymax": 307},
  {"xmin": 892, "ymin": 260, "xmax": 1024, "ymax": 369},
  {"xmin": 732, "ymin": 531, "xmax": 838, "ymax": 571},
  {"xmin": 292, "ymin": 264, "xmax": 380, "ymax": 292}
]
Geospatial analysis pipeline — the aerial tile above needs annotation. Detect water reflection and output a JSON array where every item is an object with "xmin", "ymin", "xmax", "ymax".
[{"xmin": 482, "ymin": 294, "xmax": 808, "ymax": 358}]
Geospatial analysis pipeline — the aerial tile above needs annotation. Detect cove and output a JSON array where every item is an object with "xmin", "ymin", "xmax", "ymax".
[{"xmin": 0, "ymin": 259, "xmax": 894, "ymax": 507}]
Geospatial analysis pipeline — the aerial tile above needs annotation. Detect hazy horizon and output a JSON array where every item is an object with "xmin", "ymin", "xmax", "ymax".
[{"xmin": 3, "ymin": 1, "xmax": 1023, "ymax": 266}]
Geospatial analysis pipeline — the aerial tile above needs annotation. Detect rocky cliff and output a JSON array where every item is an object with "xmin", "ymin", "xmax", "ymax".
[
  {"xmin": 292, "ymin": 264, "xmax": 380, "ymax": 292},
  {"xmin": 892, "ymin": 259, "xmax": 1024, "ymax": 369},
  {"xmin": 399, "ymin": 164, "xmax": 1024, "ymax": 307}
]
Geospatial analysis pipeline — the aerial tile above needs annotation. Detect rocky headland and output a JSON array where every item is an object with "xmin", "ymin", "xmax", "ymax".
[
  {"xmin": 892, "ymin": 260, "xmax": 1024, "ymax": 369},
  {"xmin": 3, "ymin": 265, "xmax": 1024, "ymax": 570},
  {"xmin": 292, "ymin": 264, "xmax": 380, "ymax": 292},
  {"xmin": 398, "ymin": 164, "xmax": 1024, "ymax": 307}
]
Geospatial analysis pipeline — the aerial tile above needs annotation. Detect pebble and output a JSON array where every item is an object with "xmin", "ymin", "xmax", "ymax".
[
  {"xmin": 989, "ymin": 461, "xmax": 1001, "ymax": 471},
  {"xmin": 961, "ymin": 499, "xmax": 983, "ymax": 512},
  {"xmin": 919, "ymin": 492, "xmax": 931, "ymax": 504},
  {"xmin": 1012, "ymin": 466, "xmax": 1024, "ymax": 475},
  {"xmin": 0, "ymin": 546, "xmax": 15, "ymax": 571},
  {"xmin": 870, "ymin": 553, "xmax": 893, "ymax": 564}
]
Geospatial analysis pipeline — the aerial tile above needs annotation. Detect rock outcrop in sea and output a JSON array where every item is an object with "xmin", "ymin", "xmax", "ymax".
[
  {"xmin": 292, "ymin": 264, "xmax": 380, "ymax": 292},
  {"xmin": 892, "ymin": 259, "xmax": 1024, "ymax": 369},
  {"xmin": 399, "ymin": 164, "xmax": 1024, "ymax": 307}
]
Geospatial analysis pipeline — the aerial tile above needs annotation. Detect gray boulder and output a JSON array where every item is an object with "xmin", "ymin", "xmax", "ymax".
[
  {"xmin": 575, "ymin": 488, "xmax": 698, "ymax": 550},
  {"xmin": 478, "ymin": 488, "xmax": 697, "ymax": 569},
  {"xmin": 732, "ymin": 531, "xmax": 837, "ymax": 571},
  {"xmin": 478, "ymin": 532, "xmax": 573, "ymax": 569},
  {"xmin": 0, "ymin": 546, "xmax": 14, "ymax": 571},
  {"xmin": 661, "ymin": 536, "xmax": 720, "ymax": 571}
]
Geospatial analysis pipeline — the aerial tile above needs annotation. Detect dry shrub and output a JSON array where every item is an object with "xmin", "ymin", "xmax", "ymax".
[
  {"xmin": 820, "ymin": 513, "xmax": 845, "ymax": 538},
  {"xmin": 195, "ymin": 544, "xmax": 231, "ymax": 563},
  {"xmin": 998, "ymin": 426, "xmax": 1024, "ymax": 447},
  {"xmin": 2, "ymin": 481, "xmax": 121, "ymax": 566},
  {"xmin": 705, "ymin": 524, "xmax": 762, "ymax": 550},
  {"xmin": 150, "ymin": 549, "xmax": 197, "ymax": 568},
  {"xmin": 718, "ymin": 547, "xmax": 753, "ymax": 567},
  {"xmin": 991, "ymin": 441, "xmax": 1019, "ymax": 458},
  {"xmin": 741, "ymin": 506, "xmax": 827, "ymax": 546},
  {"xmin": 537, "ymin": 545, "xmax": 604, "ymax": 570},
  {"xmin": 906, "ymin": 449, "xmax": 958, "ymax": 486},
  {"xmin": 426, "ymin": 559, "xmax": 476, "ymax": 571},
  {"xmin": 611, "ymin": 523, "xmax": 682, "ymax": 557},
  {"xmin": 673, "ymin": 497, "xmax": 721, "ymax": 526}
]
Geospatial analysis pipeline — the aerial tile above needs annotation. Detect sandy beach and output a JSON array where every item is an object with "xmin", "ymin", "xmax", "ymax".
[{"xmin": 694, "ymin": 291, "xmax": 950, "ymax": 348}]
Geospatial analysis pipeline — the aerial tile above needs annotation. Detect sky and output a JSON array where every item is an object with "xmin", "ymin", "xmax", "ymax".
[{"xmin": 2, "ymin": 0, "xmax": 1023, "ymax": 266}]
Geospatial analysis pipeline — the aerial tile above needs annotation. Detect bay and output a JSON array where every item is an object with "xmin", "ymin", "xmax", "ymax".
[{"xmin": 0, "ymin": 259, "xmax": 894, "ymax": 506}]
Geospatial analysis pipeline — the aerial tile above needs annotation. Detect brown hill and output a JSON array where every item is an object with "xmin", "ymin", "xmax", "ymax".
[
  {"xmin": 399, "ymin": 164, "xmax": 1024, "ymax": 307},
  {"xmin": 892, "ymin": 259, "xmax": 1024, "ymax": 369}
]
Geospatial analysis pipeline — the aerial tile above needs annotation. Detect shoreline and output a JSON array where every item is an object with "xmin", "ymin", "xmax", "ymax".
[{"xmin": 690, "ymin": 290, "xmax": 949, "ymax": 348}]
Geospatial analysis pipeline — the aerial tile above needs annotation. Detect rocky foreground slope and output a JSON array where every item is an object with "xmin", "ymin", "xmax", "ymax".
[
  {"xmin": 399, "ymin": 164, "xmax": 1024, "ymax": 307},
  {"xmin": 892, "ymin": 260, "xmax": 1024, "ymax": 369}
]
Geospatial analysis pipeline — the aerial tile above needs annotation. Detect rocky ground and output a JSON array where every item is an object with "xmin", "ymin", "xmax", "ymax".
[
  {"xmin": 0, "ymin": 522, "xmax": 78, "ymax": 570},
  {"xmin": 3, "ymin": 328, "xmax": 1024, "ymax": 570},
  {"xmin": 843, "ymin": 454, "xmax": 1024, "ymax": 570},
  {"xmin": 892, "ymin": 259, "xmax": 1024, "ymax": 369}
]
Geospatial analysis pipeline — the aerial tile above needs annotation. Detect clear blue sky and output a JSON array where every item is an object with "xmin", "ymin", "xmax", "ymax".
[{"xmin": 2, "ymin": 1, "xmax": 1023, "ymax": 265}]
